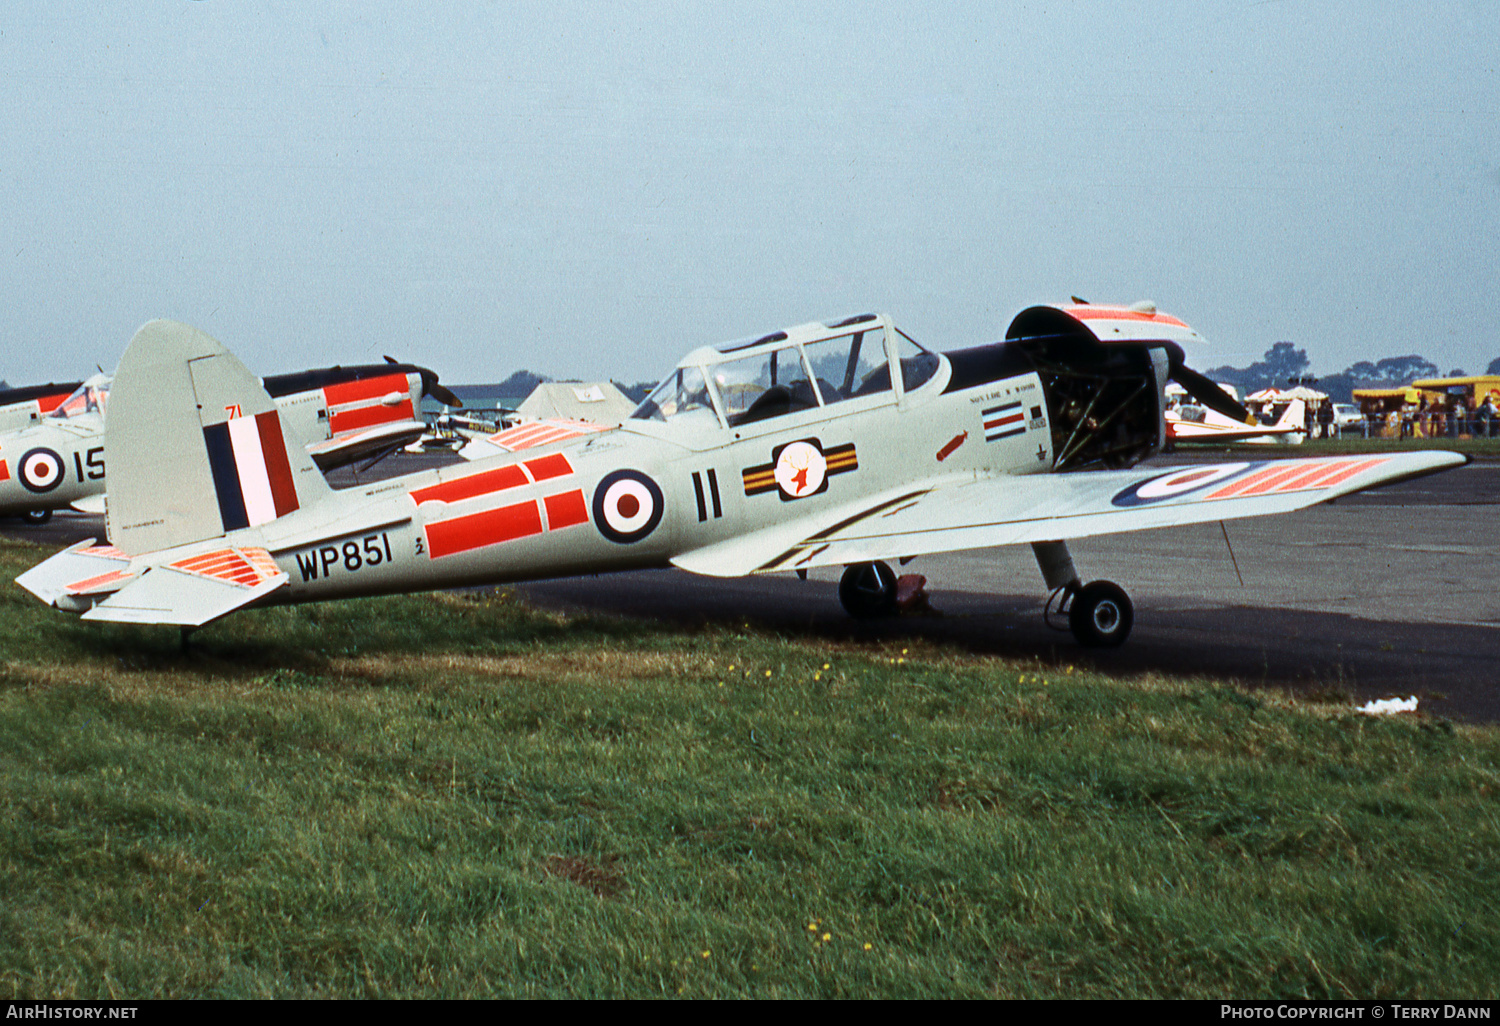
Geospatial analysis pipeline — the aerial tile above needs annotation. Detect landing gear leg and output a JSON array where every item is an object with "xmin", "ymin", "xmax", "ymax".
[{"xmin": 1032, "ymin": 540, "xmax": 1134, "ymax": 648}]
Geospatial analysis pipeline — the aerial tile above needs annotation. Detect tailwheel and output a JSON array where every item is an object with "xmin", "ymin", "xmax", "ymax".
[
  {"xmin": 1068, "ymin": 580, "xmax": 1133, "ymax": 648},
  {"xmin": 839, "ymin": 560, "xmax": 898, "ymax": 619},
  {"xmin": 22, "ymin": 509, "xmax": 53, "ymax": 525}
]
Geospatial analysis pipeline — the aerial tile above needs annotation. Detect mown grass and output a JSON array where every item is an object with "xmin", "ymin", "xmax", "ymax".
[{"xmin": 1, "ymin": 538, "xmax": 1497, "ymax": 998}]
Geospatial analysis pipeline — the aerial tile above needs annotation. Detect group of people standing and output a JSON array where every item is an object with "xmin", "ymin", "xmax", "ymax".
[{"xmin": 1395, "ymin": 393, "xmax": 1499, "ymax": 439}]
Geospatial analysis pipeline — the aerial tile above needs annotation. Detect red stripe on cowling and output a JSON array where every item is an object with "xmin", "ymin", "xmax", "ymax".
[
  {"xmin": 409, "ymin": 464, "xmax": 529, "ymax": 506},
  {"xmin": 328, "ymin": 398, "xmax": 415, "ymax": 435},
  {"xmin": 323, "ymin": 372, "xmax": 411, "ymax": 407},
  {"xmin": 255, "ymin": 411, "xmax": 300, "ymax": 517},
  {"xmin": 1065, "ymin": 306, "xmax": 1189, "ymax": 328},
  {"xmin": 425, "ymin": 501, "xmax": 543, "ymax": 558}
]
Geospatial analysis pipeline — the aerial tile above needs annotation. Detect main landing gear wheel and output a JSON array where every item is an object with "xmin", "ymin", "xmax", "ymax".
[
  {"xmin": 1068, "ymin": 580, "xmax": 1133, "ymax": 648},
  {"xmin": 22, "ymin": 509, "xmax": 53, "ymax": 525},
  {"xmin": 839, "ymin": 560, "xmax": 898, "ymax": 619}
]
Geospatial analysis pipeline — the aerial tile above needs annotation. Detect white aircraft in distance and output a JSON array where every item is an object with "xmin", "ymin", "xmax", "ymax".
[
  {"xmin": 1166, "ymin": 396, "xmax": 1306, "ymax": 446},
  {"xmin": 17, "ymin": 305, "xmax": 1464, "ymax": 647},
  {"xmin": 0, "ymin": 361, "xmax": 460, "ymax": 524}
]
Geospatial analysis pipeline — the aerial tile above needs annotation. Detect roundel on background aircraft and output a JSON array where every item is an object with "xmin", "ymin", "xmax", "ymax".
[
  {"xmin": 18, "ymin": 447, "xmax": 66, "ymax": 493},
  {"xmin": 592, "ymin": 469, "xmax": 664, "ymax": 544}
]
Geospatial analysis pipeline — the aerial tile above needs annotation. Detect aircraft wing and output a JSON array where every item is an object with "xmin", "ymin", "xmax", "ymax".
[
  {"xmin": 304, "ymin": 419, "xmax": 428, "ymax": 471},
  {"xmin": 672, "ymin": 451, "xmax": 1466, "ymax": 578}
]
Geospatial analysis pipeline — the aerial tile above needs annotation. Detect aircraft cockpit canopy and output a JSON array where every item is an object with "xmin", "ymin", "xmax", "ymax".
[
  {"xmin": 49, "ymin": 375, "xmax": 110, "ymax": 420},
  {"xmin": 631, "ymin": 315, "xmax": 939, "ymax": 428}
]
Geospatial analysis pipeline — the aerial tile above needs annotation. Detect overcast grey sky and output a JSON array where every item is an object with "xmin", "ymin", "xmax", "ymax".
[{"xmin": 3, "ymin": 1, "xmax": 1496, "ymax": 387}]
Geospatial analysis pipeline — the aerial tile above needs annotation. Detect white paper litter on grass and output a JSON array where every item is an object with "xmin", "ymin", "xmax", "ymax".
[{"xmin": 1358, "ymin": 695, "xmax": 1419, "ymax": 715}]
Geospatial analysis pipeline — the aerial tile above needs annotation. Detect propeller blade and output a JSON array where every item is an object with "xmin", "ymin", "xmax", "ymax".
[
  {"xmin": 1163, "ymin": 343, "xmax": 1249, "ymax": 423},
  {"xmin": 420, "ymin": 369, "xmax": 463, "ymax": 408}
]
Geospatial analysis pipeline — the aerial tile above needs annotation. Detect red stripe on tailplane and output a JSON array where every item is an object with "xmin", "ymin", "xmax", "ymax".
[
  {"xmin": 409, "ymin": 464, "xmax": 529, "ymax": 506},
  {"xmin": 425, "ymin": 501, "xmax": 544, "ymax": 558},
  {"xmin": 255, "ymin": 410, "xmax": 300, "ymax": 518}
]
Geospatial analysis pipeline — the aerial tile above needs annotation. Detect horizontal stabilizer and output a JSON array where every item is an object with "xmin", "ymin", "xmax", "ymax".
[
  {"xmin": 456, "ymin": 420, "xmax": 611, "ymax": 460},
  {"xmin": 15, "ymin": 540, "xmax": 133, "ymax": 607},
  {"xmin": 80, "ymin": 546, "xmax": 288, "ymax": 627}
]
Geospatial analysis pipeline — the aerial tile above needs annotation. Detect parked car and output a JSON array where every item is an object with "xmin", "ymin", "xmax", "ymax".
[{"xmin": 1331, "ymin": 403, "xmax": 1365, "ymax": 434}]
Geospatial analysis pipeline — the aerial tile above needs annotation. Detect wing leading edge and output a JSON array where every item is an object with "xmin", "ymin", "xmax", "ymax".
[{"xmin": 671, "ymin": 451, "xmax": 1467, "ymax": 578}]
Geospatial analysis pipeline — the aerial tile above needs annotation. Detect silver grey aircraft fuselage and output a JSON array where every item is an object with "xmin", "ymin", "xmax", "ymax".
[{"xmin": 256, "ymin": 318, "xmax": 1051, "ymax": 603}]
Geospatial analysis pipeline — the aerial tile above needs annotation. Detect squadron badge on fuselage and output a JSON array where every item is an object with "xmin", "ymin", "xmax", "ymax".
[{"xmin": 742, "ymin": 438, "xmax": 857, "ymax": 501}]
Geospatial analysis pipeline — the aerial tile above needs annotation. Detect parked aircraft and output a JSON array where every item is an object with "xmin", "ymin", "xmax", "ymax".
[
  {"xmin": 0, "ymin": 361, "xmax": 457, "ymax": 523},
  {"xmin": 0, "ymin": 381, "xmax": 84, "ymax": 434},
  {"xmin": 16, "ymin": 307, "xmax": 1464, "ymax": 647},
  {"xmin": 1165, "ymin": 396, "xmax": 1305, "ymax": 446}
]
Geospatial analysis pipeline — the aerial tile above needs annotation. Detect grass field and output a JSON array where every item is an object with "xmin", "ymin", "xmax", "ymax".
[{"xmin": 1, "ymin": 537, "xmax": 1497, "ymax": 998}]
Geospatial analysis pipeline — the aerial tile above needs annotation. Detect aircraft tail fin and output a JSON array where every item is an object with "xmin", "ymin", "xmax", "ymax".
[
  {"xmin": 106, "ymin": 320, "xmax": 333, "ymax": 556},
  {"xmin": 1273, "ymin": 398, "xmax": 1306, "ymax": 432}
]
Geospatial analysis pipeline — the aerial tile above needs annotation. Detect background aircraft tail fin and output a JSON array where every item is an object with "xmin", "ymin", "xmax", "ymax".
[
  {"xmin": 1274, "ymin": 398, "xmax": 1306, "ymax": 431},
  {"xmin": 106, "ymin": 320, "xmax": 333, "ymax": 555}
]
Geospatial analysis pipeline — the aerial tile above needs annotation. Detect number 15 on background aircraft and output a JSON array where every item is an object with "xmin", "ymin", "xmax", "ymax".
[{"xmin": 16, "ymin": 304, "xmax": 1464, "ymax": 647}]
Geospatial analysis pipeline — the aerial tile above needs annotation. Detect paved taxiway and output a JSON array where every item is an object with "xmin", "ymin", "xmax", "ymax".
[{"xmin": 5, "ymin": 450, "xmax": 1496, "ymax": 722}]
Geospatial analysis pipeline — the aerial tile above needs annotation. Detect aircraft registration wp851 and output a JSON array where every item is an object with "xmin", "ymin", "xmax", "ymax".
[{"xmin": 16, "ymin": 306, "xmax": 1464, "ymax": 647}]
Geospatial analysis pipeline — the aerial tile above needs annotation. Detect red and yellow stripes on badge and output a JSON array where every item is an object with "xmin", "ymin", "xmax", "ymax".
[
  {"xmin": 742, "ymin": 465, "xmax": 777, "ymax": 496},
  {"xmin": 412, "ymin": 453, "xmax": 589, "ymax": 559},
  {"xmin": 1204, "ymin": 457, "xmax": 1390, "ymax": 500},
  {"xmin": 824, "ymin": 443, "xmax": 857, "ymax": 474}
]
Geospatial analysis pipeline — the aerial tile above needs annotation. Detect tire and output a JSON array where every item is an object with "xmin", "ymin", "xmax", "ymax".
[
  {"xmin": 839, "ymin": 561, "xmax": 898, "ymax": 619},
  {"xmin": 1069, "ymin": 580, "xmax": 1133, "ymax": 648},
  {"xmin": 22, "ymin": 509, "xmax": 53, "ymax": 525}
]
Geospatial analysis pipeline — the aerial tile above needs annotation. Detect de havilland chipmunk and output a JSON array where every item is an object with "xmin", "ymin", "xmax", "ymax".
[
  {"xmin": 0, "ymin": 359, "xmax": 460, "ymax": 524},
  {"xmin": 16, "ymin": 304, "xmax": 1464, "ymax": 647}
]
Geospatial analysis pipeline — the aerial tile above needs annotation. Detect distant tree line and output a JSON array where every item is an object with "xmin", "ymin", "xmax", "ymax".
[{"xmin": 1207, "ymin": 345, "xmax": 1500, "ymax": 404}]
